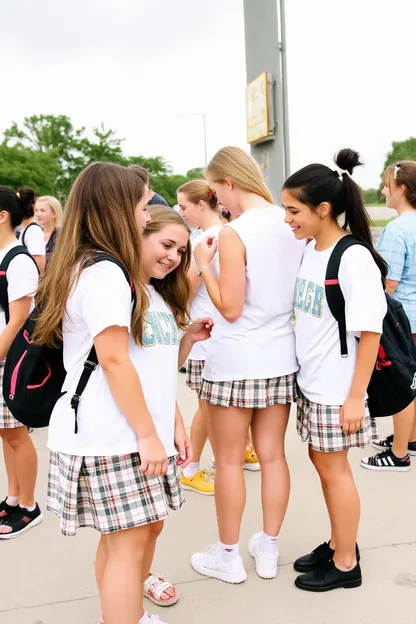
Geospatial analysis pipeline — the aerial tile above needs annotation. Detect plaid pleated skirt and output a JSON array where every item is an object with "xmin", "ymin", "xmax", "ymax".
[
  {"xmin": 296, "ymin": 388, "xmax": 377, "ymax": 453},
  {"xmin": 199, "ymin": 373, "xmax": 296, "ymax": 408},
  {"xmin": 0, "ymin": 362, "xmax": 23, "ymax": 429},
  {"xmin": 47, "ymin": 452, "xmax": 185, "ymax": 536},
  {"xmin": 186, "ymin": 359, "xmax": 205, "ymax": 391}
]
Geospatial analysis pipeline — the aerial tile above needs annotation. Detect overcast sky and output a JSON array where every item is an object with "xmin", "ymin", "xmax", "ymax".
[{"xmin": 1, "ymin": 0, "xmax": 415, "ymax": 188}]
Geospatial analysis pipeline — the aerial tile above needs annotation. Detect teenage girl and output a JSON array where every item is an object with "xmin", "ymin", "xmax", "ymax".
[
  {"xmin": 36, "ymin": 165, "xmax": 211, "ymax": 624},
  {"xmin": 365, "ymin": 161, "xmax": 416, "ymax": 470},
  {"xmin": 176, "ymin": 180, "xmax": 222, "ymax": 496},
  {"xmin": 282, "ymin": 149, "xmax": 387, "ymax": 592},
  {"xmin": 34, "ymin": 195, "xmax": 63, "ymax": 264},
  {"xmin": 18, "ymin": 187, "xmax": 46, "ymax": 273},
  {"xmin": 191, "ymin": 146, "xmax": 304, "ymax": 583},
  {"xmin": 0, "ymin": 187, "xmax": 41, "ymax": 539}
]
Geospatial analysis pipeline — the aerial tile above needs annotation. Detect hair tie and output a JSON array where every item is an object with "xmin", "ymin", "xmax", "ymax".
[
  {"xmin": 335, "ymin": 168, "xmax": 348, "ymax": 182},
  {"xmin": 16, "ymin": 191, "xmax": 20, "ymax": 199},
  {"xmin": 207, "ymin": 189, "xmax": 216, "ymax": 199},
  {"xmin": 394, "ymin": 163, "xmax": 402, "ymax": 180}
]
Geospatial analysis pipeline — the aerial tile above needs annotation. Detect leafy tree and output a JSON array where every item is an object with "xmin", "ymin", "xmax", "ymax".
[
  {"xmin": 383, "ymin": 137, "xmax": 416, "ymax": 170},
  {"xmin": 362, "ymin": 188, "xmax": 380, "ymax": 205},
  {"xmin": 186, "ymin": 167, "xmax": 205, "ymax": 180},
  {"xmin": 0, "ymin": 144, "xmax": 60, "ymax": 196}
]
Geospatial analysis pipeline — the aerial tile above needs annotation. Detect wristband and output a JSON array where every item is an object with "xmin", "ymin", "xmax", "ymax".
[{"xmin": 196, "ymin": 266, "xmax": 212, "ymax": 277}]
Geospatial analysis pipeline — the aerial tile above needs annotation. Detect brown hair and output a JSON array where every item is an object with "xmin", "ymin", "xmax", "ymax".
[
  {"xmin": 383, "ymin": 161, "xmax": 416, "ymax": 208},
  {"xmin": 177, "ymin": 180, "xmax": 218, "ymax": 211},
  {"xmin": 128, "ymin": 164, "xmax": 150, "ymax": 186},
  {"xmin": 143, "ymin": 205, "xmax": 191, "ymax": 329},
  {"xmin": 34, "ymin": 162, "xmax": 149, "ymax": 347},
  {"xmin": 206, "ymin": 146, "xmax": 274, "ymax": 204}
]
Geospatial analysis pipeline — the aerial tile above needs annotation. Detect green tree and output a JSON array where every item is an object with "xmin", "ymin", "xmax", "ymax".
[
  {"xmin": 362, "ymin": 188, "xmax": 380, "ymax": 205},
  {"xmin": 186, "ymin": 167, "xmax": 205, "ymax": 180},
  {"xmin": 383, "ymin": 137, "xmax": 416, "ymax": 170},
  {"xmin": 0, "ymin": 144, "xmax": 60, "ymax": 196}
]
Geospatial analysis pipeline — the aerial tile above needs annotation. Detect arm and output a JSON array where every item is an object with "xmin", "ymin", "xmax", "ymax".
[
  {"xmin": 187, "ymin": 261, "xmax": 202, "ymax": 299},
  {"xmin": 174, "ymin": 402, "xmax": 192, "ymax": 468},
  {"xmin": 194, "ymin": 227, "xmax": 246, "ymax": 322},
  {"xmin": 0, "ymin": 297, "xmax": 32, "ymax": 360},
  {"xmin": 178, "ymin": 317, "xmax": 214, "ymax": 368},
  {"xmin": 32, "ymin": 255, "xmax": 46, "ymax": 274},
  {"xmin": 385, "ymin": 279, "xmax": 399, "ymax": 296}
]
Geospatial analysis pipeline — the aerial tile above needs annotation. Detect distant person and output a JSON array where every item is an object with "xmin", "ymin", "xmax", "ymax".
[
  {"xmin": 18, "ymin": 187, "xmax": 46, "ymax": 273},
  {"xmin": 34, "ymin": 196, "xmax": 63, "ymax": 265},
  {"xmin": 128, "ymin": 164, "xmax": 169, "ymax": 207},
  {"xmin": 363, "ymin": 161, "xmax": 416, "ymax": 471}
]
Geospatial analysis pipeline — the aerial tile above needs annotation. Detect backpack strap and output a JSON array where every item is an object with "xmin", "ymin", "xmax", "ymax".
[
  {"xmin": 324, "ymin": 235, "xmax": 366, "ymax": 357},
  {"xmin": 21, "ymin": 222, "xmax": 42, "ymax": 249},
  {"xmin": 0, "ymin": 246, "xmax": 40, "ymax": 325},
  {"xmin": 70, "ymin": 253, "xmax": 135, "ymax": 433}
]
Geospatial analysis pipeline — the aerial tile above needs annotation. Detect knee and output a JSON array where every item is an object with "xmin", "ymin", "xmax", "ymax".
[
  {"xmin": 0, "ymin": 428, "xmax": 27, "ymax": 450},
  {"xmin": 148, "ymin": 520, "xmax": 164, "ymax": 541}
]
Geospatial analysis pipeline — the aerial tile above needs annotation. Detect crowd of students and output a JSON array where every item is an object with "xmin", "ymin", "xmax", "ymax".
[{"xmin": 0, "ymin": 148, "xmax": 414, "ymax": 624}]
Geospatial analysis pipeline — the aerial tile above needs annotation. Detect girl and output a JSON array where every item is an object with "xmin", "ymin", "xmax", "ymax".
[
  {"xmin": 177, "ymin": 180, "xmax": 222, "ymax": 496},
  {"xmin": 191, "ymin": 146, "xmax": 304, "ymax": 583},
  {"xmin": 18, "ymin": 187, "xmax": 46, "ymax": 273},
  {"xmin": 0, "ymin": 187, "xmax": 41, "ymax": 539},
  {"xmin": 282, "ymin": 149, "xmax": 387, "ymax": 592},
  {"xmin": 365, "ymin": 161, "xmax": 416, "ymax": 470},
  {"xmin": 34, "ymin": 195, "xmax": 63, "ymax": 264},
  {"xmin": 37, "ymin": 165, "xmax": 211, "ymax": 624}
]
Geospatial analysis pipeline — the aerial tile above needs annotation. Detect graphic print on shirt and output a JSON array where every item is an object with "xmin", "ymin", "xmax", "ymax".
[
  {"xmin": 294, "ymin": 277, "xmax": 325, "ymax": 319},
  {"xmin": 143, "ymin": 311, "xmax": 179, "ymax": 347}
]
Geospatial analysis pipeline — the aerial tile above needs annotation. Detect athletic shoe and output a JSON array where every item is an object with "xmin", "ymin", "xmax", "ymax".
[
  {"xmin": 181, "ymin": 469, "xmax": 214, "ymax": 496},
  {"xmin": 191, "ymin": 544, "xmax": 247, "ymax": 584},
  {"xmin": 211, "ymin": 446, "xmax": 261, "ymax": 472},
  {"xmin": 249, "ymin": 533, "xmax": 279, "ymax": 579},
  {"xmin": 361, "ymin": 449, "xmax": 411, "ymax": 472},
  {"xmin": 295, "ymin": 560, "xmax": 362, "ymax": 592},
  {"xmin": 294, "ymin": 541, "xmax": 360, "ymax": 573},
  {"xmin": 0, "ymin": 499, "xmax": 18, "ymax": 524},
  {"xmin": 0, "ymin": 503, "xmax": 43, "ymax": 539},
  {"xmin": 100, "ymin": 613, "xmax": 167, "ymax": 624},
  {"xmin": 372, "ymin": 434, "xmax": 416, "ymax": 457}
]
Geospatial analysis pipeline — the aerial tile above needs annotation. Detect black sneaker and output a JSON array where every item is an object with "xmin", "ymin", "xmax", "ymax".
[
  {"xmin": 295, "ymin": 560, "xmax": 362, "ymax": 592},
  {"xmin": 372, "ymin": 434, "xmax": 416, "ymax": 457},
  {"xmin": 361, "ymin": 449, "xmax": 411, "ymax": 472},
  {"xmin": 0, "ymin": 503, "xmax": 43, "ymax": 540},
  {"xmin": 294, "ymin": 541, "xmax": 360, "ymax": 573},
  {"xmin": 0, "ymin": 499, "xmax": 18, "ymax": 524}
]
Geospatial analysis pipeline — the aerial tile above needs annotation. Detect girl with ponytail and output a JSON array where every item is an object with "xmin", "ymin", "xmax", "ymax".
[{"xmin": 282, "ymin": 149, "xmax": 387, "ymax": 592}]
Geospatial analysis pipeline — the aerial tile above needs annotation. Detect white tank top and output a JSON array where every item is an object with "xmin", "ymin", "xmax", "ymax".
[{"xmin": 203, "ymin": 206, "xmax": 304, "ymax": 382}]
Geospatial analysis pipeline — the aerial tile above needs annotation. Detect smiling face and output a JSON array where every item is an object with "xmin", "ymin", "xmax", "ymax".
[
  {"xmin": 282, "ymin": 189, "xmax": 324, "ymax": 240},
  {"xmin": 141, "ymin": 223, "xmax": 189, "ymax": 283}
]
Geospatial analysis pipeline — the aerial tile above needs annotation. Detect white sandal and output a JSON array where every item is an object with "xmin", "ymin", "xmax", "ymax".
[{"xmin": 144, "ymin": 573, "xmax": 179, "ymax": 607}]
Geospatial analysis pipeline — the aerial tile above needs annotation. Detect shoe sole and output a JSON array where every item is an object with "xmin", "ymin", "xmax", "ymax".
[
  {"xmin": 294, "ymin": 577, "xmax": 362, "ymax": 592},
  {"xmin": 360, "ymin": 462, "xmax": 410, "ymax": 472},
  {"xmin": 244, "ymin": 463, "xmax": 261, "ymax": 471},
  {"xmin": 191, "ymin": 562, "xmax": 247, "ymax": 584},
  {"xmin": 0, "ymin": 513, "xmax": 43, "ymax": 540},
  {"xmin": 249, "ymin": 543, "xmax": 277, "ymax": 579},
  {"xmin": 143, "ymin": 591, "xmax": 179, "ymax": 607},
  {"xmin": 181, "ymin": 484, "xmax": 215, "ymax": 496},
  {"xmin": 372, "ymin": 442, "xmax": 416, "ymax": 457}
]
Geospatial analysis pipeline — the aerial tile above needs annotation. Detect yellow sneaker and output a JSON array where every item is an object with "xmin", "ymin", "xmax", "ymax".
[
  {"xmin": 244, "ymin": 446, "xmax": 260, "ymax": 471},
  {"xmin": 181, "ymin": 469, "xmax": 215, "ymax": 496}
]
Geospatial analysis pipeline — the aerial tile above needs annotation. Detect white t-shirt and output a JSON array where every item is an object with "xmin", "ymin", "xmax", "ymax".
[
  {"xmin": 21, "ymin": 223, "xmax": 46, "ymax": 257},
  {"xmin": 189, "ymin": 224, "xmax": 222, "ymax": 361},
  {"xmin": 48, "ymin": 264, "xmax": 179, "ymax": 457},
  {"xmin": 294, "ymin": 241, "xmax": 387, "ymax": 405},
  {"xmin": 0, "ymin": 241, "xmax": 39, "ymax": 338},
  {"xmin": 203, "ymin": 206, "xmax": 305, "ymax": 382}
]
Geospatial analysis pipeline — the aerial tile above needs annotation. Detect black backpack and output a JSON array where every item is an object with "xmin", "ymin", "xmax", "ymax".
[
  {"xmin": 3, "ymin": 254, "xmax": 135, "ymax": 431},
  {"xmin": 325, "ymin": 235, "xmax": 416, "ymax": 417},
  {"xmin": 21, "ymin": 222, "xmax": 43, "ymax": 249},
  {"xmin": 0, "ymin": 246, "xmax": 40, "ymax": 324}
]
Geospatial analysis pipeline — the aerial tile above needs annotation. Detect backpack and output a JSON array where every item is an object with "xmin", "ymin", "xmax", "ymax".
[
  {"xmin": 325, "ymin": 235, "xmax": 416, "ymax": 417},
  {"xmin": 21, "ymin": 222, "xmax": 43, "ymax": 249},
  {"xmin": 0, "ymin": 246, "xmax": 40, "ymax": 324},
  {"xmin": 3, "ymin": 254, "xmax": 135, "ymax": 431}
]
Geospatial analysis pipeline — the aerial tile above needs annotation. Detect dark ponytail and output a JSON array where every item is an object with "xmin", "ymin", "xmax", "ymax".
[
  {"xmin": 0, "ymin": 186, "xmax": 26, "ymax": 229},
  {"xmin": 17, "ymin": 187, "xmax": 36, "ymax": 220},
  {"xmin": 283, "ymin": 148, "xmax": 388, "ymax": 280}
]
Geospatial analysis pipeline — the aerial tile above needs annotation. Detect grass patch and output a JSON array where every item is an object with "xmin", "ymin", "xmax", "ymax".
[{"xmin": 371, "ymin": 219, "xmax": 393, "ymax": 227}]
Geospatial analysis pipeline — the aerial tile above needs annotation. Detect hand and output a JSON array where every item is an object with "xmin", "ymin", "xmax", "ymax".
[
  {"xmin": 175, "ymin": 423, "xmax": 192, "ymax": 469},
  {"xmin": 194, "ymin": 237, "xmax": 217, "ymax": 268},
  {"xmin": 138, "ymin": 434, "xmax": 168, "ymax": 476},
  {"xmin": 186, "ymin": 317, "xmax": 214, "ymax": 343},
  {"xmin": 340, "ymin": 396, "xmax": 366, "ymax": 435}
]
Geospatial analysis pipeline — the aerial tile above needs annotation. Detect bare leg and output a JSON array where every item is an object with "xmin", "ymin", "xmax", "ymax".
[
  {"xmin": 311, "ymin": 449, "xmax": 358, "ymax": 571},
  {"xmin": 142, "ymin": 520, "xmax": 164, "ymax": 579},
  {"xmin": 391, "ymin": 401, "xmax": 415, "ymax": 458},
  {"xmin": 409, "ymin": 399, "xmax": 416, "ymax": 442},
  {"xmin": 308, "ymin": 445, "xmax": 336, "ymax": 548},
  {"xmin": 251, "ymin": 404, "xmax": 290, "ymax": 536},
  {"xmin": 2, "ymin": 439, "xmax": 20, "ymax": 498},
  {"xmin": 96, "ymin": 534, "xmax": 108, "ymax": 598},
  {"xmin": 208, "ymin": 405, "xmax": 252, "ymax": 543},
  {"xmin": 190, "ymin": 398, "xmax": 209, "ymax": 465}
]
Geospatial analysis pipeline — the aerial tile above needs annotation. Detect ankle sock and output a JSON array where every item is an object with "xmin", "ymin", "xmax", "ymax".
[
  {"xmin": 258, "ymin": 531, "xmax": 278, "ymax": 555},
  {"xmin": 183, "ymin": 462, "xmax": 200, "ymax": 478},
  {"xmin": 20, "ymin": 503, "xmax": 36, "ymax": 513},
  {"xmin": 219, "ymin": 541, "xmax": 239, "ymax": 563},
  {"xmin": 5, "ymin": 496, "xmax": 19, "ymax": 507}
]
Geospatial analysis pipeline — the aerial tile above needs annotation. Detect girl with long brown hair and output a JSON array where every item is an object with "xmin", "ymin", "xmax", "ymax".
[{"xmin": 41, "ymin": 165, "xmax": 211, "ymax": 624}]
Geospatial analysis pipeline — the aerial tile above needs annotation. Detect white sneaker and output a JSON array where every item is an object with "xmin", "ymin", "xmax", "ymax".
[
  {"xmin": 191, "ymin": 544, "xmax": 247, "ymax": 584},
  {"xmin": 249, "ymin": 533, "xmax": 279, "ymax": 579},
  {"xmin": 100, "ymin": 612, "xmax": 167, "ymax": 624}
]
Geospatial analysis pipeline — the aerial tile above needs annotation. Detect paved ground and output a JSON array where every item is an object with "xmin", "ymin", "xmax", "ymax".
[{"xmin": 1, "ymin": 375, "xmax": 415, "ymax": 624}]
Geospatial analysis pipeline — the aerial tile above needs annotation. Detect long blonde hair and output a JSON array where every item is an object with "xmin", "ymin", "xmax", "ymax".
[
  {"xmin": 36, "ymin": 196, "xmax": 64, "ymax": 227},
  {"xmin": 206, "ymin": 146, "xmax": 274, "ymax": 204},
  {"xmin": 34, "ymin": 162, "xmax": 149, "ymax": 347}
]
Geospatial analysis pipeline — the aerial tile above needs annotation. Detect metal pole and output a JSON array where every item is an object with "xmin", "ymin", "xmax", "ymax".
[{"xmin": 279, "ymin": 0, "xmax": 290, "ymax": 177}]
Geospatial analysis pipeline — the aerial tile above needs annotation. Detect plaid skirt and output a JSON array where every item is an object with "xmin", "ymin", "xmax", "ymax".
[
  {"xmin": 199, "ymin": 373, "xmax": 296, "ymax": 408},
  {"xmin": 296, "ymin": 388, "xmax": 377, "ymax": 453},
  {"xmin": 0, "ymin": 362, "xmax": 23, "ymax": 429},
  {"xmin": 186, "ymin": 359, "xmax": 205, "ymax": 391},
  {"xmin": 47, "ymin": 452, "xmax": 185, "ymax": 537}
]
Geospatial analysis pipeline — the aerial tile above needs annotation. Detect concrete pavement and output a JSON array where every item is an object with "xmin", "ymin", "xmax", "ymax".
[{"xmin": 1, "ymin": 376, "xmax": 415, "ymax": 624}]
